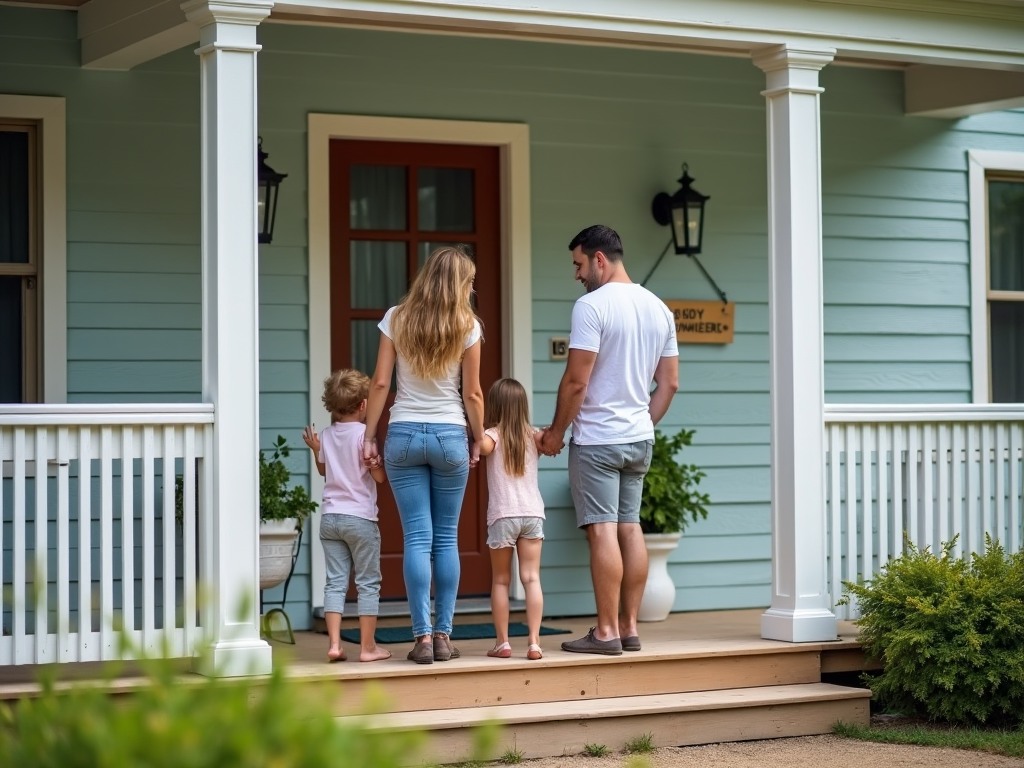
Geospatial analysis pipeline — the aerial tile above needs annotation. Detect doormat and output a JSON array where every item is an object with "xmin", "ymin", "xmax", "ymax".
[{"xmin": 341, "ymin": 622, "xmax": 572, "ymax": 645}]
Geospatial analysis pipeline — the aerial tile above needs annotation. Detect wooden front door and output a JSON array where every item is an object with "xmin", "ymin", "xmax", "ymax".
[{"xmin": 329, "ymin": 139, "xmax": 500, "ymax": 600}]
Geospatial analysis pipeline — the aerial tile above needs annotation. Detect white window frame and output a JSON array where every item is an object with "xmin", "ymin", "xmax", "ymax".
[
  {"xmin": 0, "ymin": 95, "xmax": 67, "ymax": 404},
  {"xmin": 968, "ymin": 149, "xmax": 1024, "ymax": 404},
  {"xmin": 306, "ymin": 114, "xmax": 532, "ymax": 606}
]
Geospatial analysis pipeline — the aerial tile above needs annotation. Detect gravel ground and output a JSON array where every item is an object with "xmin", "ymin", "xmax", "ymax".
[{"xmin": 517, "ymin": 735, "xmax": 1024, "ymax": 767}]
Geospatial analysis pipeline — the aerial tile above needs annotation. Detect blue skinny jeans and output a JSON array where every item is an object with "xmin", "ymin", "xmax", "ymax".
[{"xmin": 384, "ymin": 422, "xmax": 470, "ymax": 637}]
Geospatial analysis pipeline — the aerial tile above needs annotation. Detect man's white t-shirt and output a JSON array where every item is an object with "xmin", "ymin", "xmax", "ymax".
[
  {"xmin": 378, "ymin": 306, "xmax": 482, "ymax": 425},
  {"xmin": 568, "ymin": 282, "xmax": 678, "ymax": 445}
]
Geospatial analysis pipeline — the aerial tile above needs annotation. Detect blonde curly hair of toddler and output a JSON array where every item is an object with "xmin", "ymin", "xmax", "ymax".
[{"xmin": 322, "ymin": 369, "xmax": 370, "ymax": 416}]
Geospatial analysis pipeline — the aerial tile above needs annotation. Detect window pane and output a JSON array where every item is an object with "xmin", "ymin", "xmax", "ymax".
[
  {"xmin": 351, "ymin": 241, "xmax": 407, "ymax": 309},
  {"xmin": 418, "ymin": 168, "xmax": 474, "ymax": 232},
  {"xmin": 990, "ymin": 301, "xmax": 1024, "ymax": 403},
  {"xmin": 0, "ymin": 276, "xmax": 22, "ymax": 402},
  {"xmin": 351, "ymin": 320, "xmax": 395, "ymax": 390},
  {"xmin": 989, "ymin": 180, "xmax": 1024, "ymax": 292},
  {"xmin": 0, "ymin": 131, "xmax": 30, "ymax": 264},
  {"xmin": 350, "ymin": 165, "xmax": 406, "ymax": 230},
  {"xmin": 417, "ymin": 241, "xmax": 474, "ymax": 270}
]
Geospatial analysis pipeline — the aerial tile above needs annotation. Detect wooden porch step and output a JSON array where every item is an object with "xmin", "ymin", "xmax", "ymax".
[
  {"xmin": 342, "ymin": 682, "xmax": 871, "ymax": 762},
  {"xmin": 319, "ymin": 648, "xmax": 824, "ymax": 715}
]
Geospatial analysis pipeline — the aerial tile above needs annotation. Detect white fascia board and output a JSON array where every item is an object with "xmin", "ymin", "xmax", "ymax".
[
  {"xmin": 79, "ymin": 0, "xmax": 197, "ymax": 70},
  {"xmin": 906, "ymin": 64, "xmax": 1024, "ymax": 117},
  {"xmin": 270, "ymin": 0, "xmax": 1024, "ymax": 67}
]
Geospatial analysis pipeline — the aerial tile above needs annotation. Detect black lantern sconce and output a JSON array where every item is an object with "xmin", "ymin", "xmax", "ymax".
[
  {"xmin": 651, "ymin": 163, "xmax": 710, "ymax": 256},
  {"xmin": 257, "ymin": 138, "xmax": 287, "ymax": 244}
]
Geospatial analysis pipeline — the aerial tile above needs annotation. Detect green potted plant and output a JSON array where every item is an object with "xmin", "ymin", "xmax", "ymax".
[
  {"xmin": 258, "ymin": 435, "xmax": 318, "ymax": 590},
  {"xmin": 638, "ymin": 428, "xmax": 710, "ymax": 621}
]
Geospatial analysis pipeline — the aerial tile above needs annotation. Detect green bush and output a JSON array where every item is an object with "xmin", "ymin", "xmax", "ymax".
[
  {"xmin": 259, "ymin": 435, "xmax": 318, "ymax": 526},
  {"xmin": 639, "ymin": 428, "xmax": 710, "ymax": 534},
  {"xmin": 0, "ymin": 658, "xmax": 421, "ymax": 768},
  {"xmin": 842, "ymin": 536, "xmax": 1024, "ymax": 726}
]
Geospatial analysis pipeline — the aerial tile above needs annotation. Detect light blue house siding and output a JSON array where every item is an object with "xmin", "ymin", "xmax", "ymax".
[{"xmin": 3, "ymin": 5, "xmax": 1023, "ymax": 626}]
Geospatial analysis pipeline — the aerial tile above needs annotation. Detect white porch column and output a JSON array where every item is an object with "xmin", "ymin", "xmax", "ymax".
[
  {"xmin": 183, "ymin": 0, "xmax": 273, "ymax": 676},
  {"xmin": 753, "ymin": 44, "xmax": 839, "ymax": 644}
]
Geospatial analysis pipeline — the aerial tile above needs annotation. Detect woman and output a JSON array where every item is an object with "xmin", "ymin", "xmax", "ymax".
[{"xmin": 363, "ymin": 247, "xmax": 485, "ymax": 664}]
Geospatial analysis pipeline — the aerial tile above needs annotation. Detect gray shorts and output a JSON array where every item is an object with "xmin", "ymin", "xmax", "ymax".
[
  {"xmin": 568, "ymin": 439, "xmax": 653, "ymax": 528},
  {"xmin": 487, "ymin": 516, "xmax": 545, "ymax": 549}
]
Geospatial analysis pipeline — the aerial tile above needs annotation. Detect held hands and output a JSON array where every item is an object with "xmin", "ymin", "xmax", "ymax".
[
  {"xmin": 302, "ymin": 425, "xmax": 321, "ymax": 455},
  {"xmin": 362, "ymin": 433, "xmax": 380, "ymax": 468},
  {"xmin": 538, "ymin": 426, "xmax": 565, "ymax": 457},
  {"xmin": 469, "ymin": 440, "xmax": 481, "ymax": 469}
]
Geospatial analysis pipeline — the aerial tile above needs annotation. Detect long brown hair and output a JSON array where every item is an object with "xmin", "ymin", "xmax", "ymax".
[
  {"xmin": 391, "ymin": 247, "xmax": 480, "ymax": 380},
  {"xmin": 485, "ymin": 378, "xmax": 534, "ymax": 477}
]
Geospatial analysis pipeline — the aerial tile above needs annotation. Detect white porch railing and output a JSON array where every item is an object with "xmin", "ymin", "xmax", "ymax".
[
  {"xmin": 0, "ymin": 404, "xmax": 214, "ymax": 665},
  {"xmin": 825, "ymin": 404, "xmax": 1024, "ymax": 620}
]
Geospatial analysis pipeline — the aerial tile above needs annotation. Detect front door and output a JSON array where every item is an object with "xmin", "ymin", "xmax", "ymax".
[{"xmin": 329, "ymin": 139, "xmax": 500, "ymax": 599}]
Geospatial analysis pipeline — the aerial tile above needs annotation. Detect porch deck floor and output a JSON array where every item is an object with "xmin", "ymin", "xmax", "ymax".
[
  {"xmin": 276, "ymin": 608, "xmax": 862, "ymax": 681},
  {"xmin": 0, "ymin": 609, "xmax": 861, "ymax": 695}
]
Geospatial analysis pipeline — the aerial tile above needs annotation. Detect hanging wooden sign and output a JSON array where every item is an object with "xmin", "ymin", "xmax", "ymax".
[{"xmin": 664, "ymin": 300, "xmax": 735, "ymax": 344}]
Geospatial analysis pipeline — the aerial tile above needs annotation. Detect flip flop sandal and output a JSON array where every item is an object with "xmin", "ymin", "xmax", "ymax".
[
  {"xmin": 487, "ymin": 642, "xmax": 512, "ymax": 658},
  {"xmin": 526, "ymin": 644, "xmax": 543, "ymax": 660}
]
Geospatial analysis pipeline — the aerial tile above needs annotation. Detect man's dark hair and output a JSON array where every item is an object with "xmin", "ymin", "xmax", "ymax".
[{"xmin": 568, "ymin": 225, "xmax": 623, "ymax": 262}]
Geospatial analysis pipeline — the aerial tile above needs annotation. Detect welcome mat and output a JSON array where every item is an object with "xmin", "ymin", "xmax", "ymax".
[{"xmin": 341, "ymin": 622, "xmax": 572, "ymax": 645}]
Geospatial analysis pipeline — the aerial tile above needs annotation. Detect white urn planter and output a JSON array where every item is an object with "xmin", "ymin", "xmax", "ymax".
[
  {"xmin": 638, "ymin": 532, "xmax": 682, "ymax": 622},
  {"xmin": 259, "ymin": 518, "xmax": 299, "ymax": 590}
]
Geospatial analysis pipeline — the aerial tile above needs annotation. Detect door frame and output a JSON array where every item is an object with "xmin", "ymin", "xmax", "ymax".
[{"xmin": 307, "ymin": 114, "xmax": 533, "ymax": 610}]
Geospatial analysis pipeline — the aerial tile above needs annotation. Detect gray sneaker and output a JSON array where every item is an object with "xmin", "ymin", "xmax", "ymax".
[{"xmin": 561, "ymin": 627, "xmax": 623, "ymax": 656}]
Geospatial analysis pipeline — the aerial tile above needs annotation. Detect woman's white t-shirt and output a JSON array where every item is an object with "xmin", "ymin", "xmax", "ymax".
[{"xmin": 378, "ymin": 306, "xmax": 482, "ymax": 425}]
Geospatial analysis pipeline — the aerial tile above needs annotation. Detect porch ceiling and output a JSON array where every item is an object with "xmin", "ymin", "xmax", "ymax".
[{"xmin": 73, "ymin": 0, "xmax": 1024, "ymax": 72}]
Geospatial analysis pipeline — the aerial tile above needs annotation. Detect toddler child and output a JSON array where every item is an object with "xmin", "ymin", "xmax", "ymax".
[
  {"xmin": 303, "ymin": 368, "xmax": 391, "ymax": 663},
  {"xmin": 478, "ymin": 378, "xmax": 546, "ymax": 660}
]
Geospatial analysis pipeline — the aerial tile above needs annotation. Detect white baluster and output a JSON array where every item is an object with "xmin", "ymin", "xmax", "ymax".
[
  {"xmin": 100, "ymin": 426, "xmax": 114, "ymax": 659},
  {"xmin": 162, "ymin": 426, "xmax": 176, "ymax": 642},
  {"xmin": 34, "ymin": 426, "xmax": 48, "ymax": 664},
  {"xmin": 827, "ymin": 425, "xmax": 843, "ymax": 619},
  {"xmin": 57, "ymin": 427, "xmax": 70, "ymax": 661},
  {"xmin": 13, "ymin": 427, "xmax": 27, "ymax": 664},
  {"xmin": 892, "ymin": 425, "xmax": 904, "ymax": 556},
  {"xmin": 965, "ymin": 423, "xmax": 979, "ymax": 555},
  {"xmin": 950, "ymin": 424, "xmax": 964, "ymax": 559},
  {"xmin": 921, "ymin": 425, "xmax": 935, "ymax": 552},
  {"xmin": 877, "ymin": 424, "xmax": 890, "ymax": 570},
  {"xmin": 121, "ymin": 426, "xmax": 134, "ymax": 638},
  {"xmin": 860, "ymin": 424, "xmax": 874, "ymax": 584},
  {"xmin": 184, "ymin": 425, "xmax": 197, "ymax": 655},
  {"xmin": 142, "ymin": 425, "xmax": 155, "ymax": 654},
  {"xmin": 981, "ymin": 423, "xmax": 993, "ymax": 547},
  {"xmin": 1012, "ymin": 424, "xmax": 1023, "ymax": 553},
  {"xmin": 937, "ymin": 425, "xmax": 950, "ymax": 555},
  {"xmin": 78, "ymin": 426, "xmax": 92, "ymax": 660},
  {"xmin": 907, "ymin": 425, "xmax": 919, "ymax": 548},
  {"xmin": 995, "ymin": 423, "xmax": 1007, "ymax": 547}
]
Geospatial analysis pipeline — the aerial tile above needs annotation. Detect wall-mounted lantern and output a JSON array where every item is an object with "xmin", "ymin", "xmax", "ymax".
[
  {"xmin": 257, "ymin": 138, "xmax": 287, "ymax": 244},
  {"xmin": 651, "ymin": 163, "xmax": 710, "ymax": 256}
]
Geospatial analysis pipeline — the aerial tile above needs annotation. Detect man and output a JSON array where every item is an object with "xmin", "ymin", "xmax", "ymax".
[{"xmin": 540, "ymin": 225, "xmax": 679, "ymax": 656}]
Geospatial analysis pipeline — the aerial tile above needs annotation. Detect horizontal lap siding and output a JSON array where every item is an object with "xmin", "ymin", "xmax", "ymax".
[{"xmin": 0, "ymin": 7, "xmax": 313, "ymax": 629}]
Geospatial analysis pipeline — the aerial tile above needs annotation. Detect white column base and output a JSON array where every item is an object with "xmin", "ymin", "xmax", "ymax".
[
  {"xmin": 192, "ymin": 638, "xmax": 273, "ymax": 678},
  {"xmin": 761, "ymin": 607, "xmax": 838, "ymax": 643}
]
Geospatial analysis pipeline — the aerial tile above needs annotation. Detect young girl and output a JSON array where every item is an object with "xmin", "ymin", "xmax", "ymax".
[
  {"xmin": 302, "ymin": 369, "xmax": 391, "ymax": 663},
  {"xmin": 478, "ymin": 378, "xmax": 545, "ymax": 660}
]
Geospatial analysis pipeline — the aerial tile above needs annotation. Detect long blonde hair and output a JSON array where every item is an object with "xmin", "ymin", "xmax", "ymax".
[
  {"xmin": 391, "ymin": 247, "xmax": 480, "ymax": 379},
  {"xmin": 485, "ymin": 378, "xmax": 534, "ymax": 477}
]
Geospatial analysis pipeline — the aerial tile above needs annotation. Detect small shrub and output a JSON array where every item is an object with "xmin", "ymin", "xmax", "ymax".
[
  {"xmin": 499, "ymin": 745, "xmax": 524, "ymax": 764},
  {"xmin": 583, "ymin": 742, "xmax": 610, "ymax": 756},
  {"xmin": 841, "ymin": 536, "xmax": 1024, "ymax": 726},
  {"xmin": 0, "ymin": 654, "xmax": 420, "ymax": 767},
  {"xmin": 640, "ymin": 429, "xmax": 710, "ymax": 534},
  {"xmin": 624, "ymin": 732, "xmax": 654, "ymax": 753}
]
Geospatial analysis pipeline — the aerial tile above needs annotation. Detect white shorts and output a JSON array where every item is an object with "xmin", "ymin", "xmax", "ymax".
[{"xmin": 486, "ymin": 516, "xmax": 545, "ymax": 549}]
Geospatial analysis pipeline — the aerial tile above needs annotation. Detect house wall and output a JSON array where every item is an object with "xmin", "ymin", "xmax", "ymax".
[{"xmin": 3, "ymin": 5, "xmax": 1023, "ymax": 627}]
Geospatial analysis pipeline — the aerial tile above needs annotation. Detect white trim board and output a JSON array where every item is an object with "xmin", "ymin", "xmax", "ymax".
[
  {"xmin": 0, "ymin": 95, "xmax": 67, "ymax": 404},
  {"xmin": 306, "ymin": 113, "xmax": 533, "ymax": 608},
  {"xmin": 967, "ymin": 149, "xmax": 1024, "ymax": 404}
]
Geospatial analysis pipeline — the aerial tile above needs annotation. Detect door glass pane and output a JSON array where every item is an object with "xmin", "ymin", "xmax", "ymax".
[
  {"xmin": 418, "ymin": 168, "xmax": 474, "ymax": 232},
  {"xmin": 989, "ymin": 180, "xmax": 1024, "ymax": 292},
  {"xmin": 351, "ymin": 320, "xmax": 395, "ymax": 390},
  {"xmin": 350, "ymin": 165, "xmax": 406, "ymax": 230},
  {"xmin": 417, "ymin": 242, "xmax": 475, "ymax": 270},
  {"xmin": 351, "ymin": 241, "xmax": 407, "ymax": 309},
  {"xmin": 991, "ymin": 301, "xmax": 1024, "ymax": 403},
  {"xmin": 0, "ymin": 276, "xmax": 23, "ymax": 402},
  {"xmin": 0, "ymin": 131, "xmax": 30, "ymax": 264}
]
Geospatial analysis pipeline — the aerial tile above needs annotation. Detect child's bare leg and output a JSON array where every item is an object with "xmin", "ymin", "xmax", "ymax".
[
  {"xmin": 325, "ymin": 611, "xmax": 346, "ymax": 661},
  {"xmin": 358, "ymin": 615, "xmax": 391, "ymax": 662},
  {"xmin": 489, "ymin": 546, "xmax": 514, "ymax": 647},
  {"xmin": 516, "ymin": 537, "xmax": 544, "ymax": 647}
]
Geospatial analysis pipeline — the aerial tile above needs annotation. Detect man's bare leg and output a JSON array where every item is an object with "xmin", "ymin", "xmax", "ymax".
[
  {"xmin": 617, "ymin": 522, "xmax": 649, "ymax": 640},
  {"xmin": 585, "ymin": 522, "xmax": 623, "ymax": 641}
]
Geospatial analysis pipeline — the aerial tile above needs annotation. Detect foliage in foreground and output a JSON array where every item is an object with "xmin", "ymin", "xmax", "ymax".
[
  {"xmin": 639, "ymin": 429, "xmax": 710, "ymax": 534},
  {"xmin": 834, "ymin": 720, "xmax": 1024, "ymax": 758},
  {"xmin": 841, "ymin": 537, "xmax": 1024, "ymax": 726},
  {"xmin": 0, "ymin": 656, "xmax": 420, "ymax": 768}
]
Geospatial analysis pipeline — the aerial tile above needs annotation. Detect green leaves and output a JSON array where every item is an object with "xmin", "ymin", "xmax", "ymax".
[
  {"xmin": 259, "ymin": 434, "xmax": 318, "ymax": 527},
  {"xmin": 639, "ymin": 429, "xmax": 710, "ymax": 535},
  {"xmin": 843, "ymin": 536, "xmax": 1024, "ymax": 726}
]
